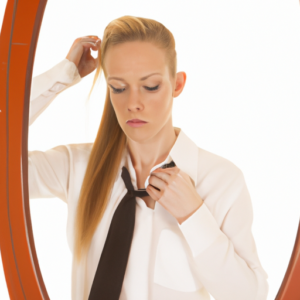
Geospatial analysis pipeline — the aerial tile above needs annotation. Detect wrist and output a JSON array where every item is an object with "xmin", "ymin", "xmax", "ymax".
[{"xmin": 177, "ymin": 200, "xmax": 203, "ymax": 225}]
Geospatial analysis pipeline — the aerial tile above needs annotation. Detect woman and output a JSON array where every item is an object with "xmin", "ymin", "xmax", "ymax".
[{"xmin": 29, "ymin": 15, "xmax": 268, "ymax": 300}]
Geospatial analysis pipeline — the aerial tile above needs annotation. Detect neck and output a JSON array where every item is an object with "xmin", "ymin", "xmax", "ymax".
[{"xmin": 126, "ymin": 120, "xmax": 178, "ymax": 174}]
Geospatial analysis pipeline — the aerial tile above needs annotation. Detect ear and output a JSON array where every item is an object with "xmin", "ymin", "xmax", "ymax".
[{"xmin": 172, "ymin": 71, "xmax": 187, "ymax": 98}]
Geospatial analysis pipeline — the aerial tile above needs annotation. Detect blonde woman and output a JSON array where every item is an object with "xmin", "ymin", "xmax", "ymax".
[{"xmin": 29, "ymin": 15, "xmax": 268, "ymax": 300}]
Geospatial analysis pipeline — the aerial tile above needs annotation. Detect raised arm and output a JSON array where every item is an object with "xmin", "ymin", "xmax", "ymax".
[
  {"xmin": 28, "ymin": 36, "xmax": 102, "ymax": 202},
  {"xmin": 29, "ymin": 35, "xmax": 102, "ymax": 126}
]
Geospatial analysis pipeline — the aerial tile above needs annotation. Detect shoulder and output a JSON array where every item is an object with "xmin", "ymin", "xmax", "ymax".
[
  {"xmin": 197, "ymin": 147, "xmax": 243, "ymax": 181},
  {"xmin": 195, "ymin": 147, "xmax": 247, "ymax": 207},
  {"xmin": 193, "ymin": 147, "xmax": 253, "ymax": 227}
]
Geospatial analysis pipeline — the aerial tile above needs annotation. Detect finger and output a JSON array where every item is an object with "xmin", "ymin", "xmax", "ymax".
[
  {"xmin": 82, "ymin": 40, "xmax": 101, "ymax": 50},
  {"xmin": 86, "ymin": 35, "xmax": 99, "ymax": 39},
  {"xmin": 82, "ymin": 41, "xmax": 98, "ymax": 48},
  {"xmin": 150, "ymin": 171, "xmax": 170, "ymax": 185},
  {"xmin": 80, "ymin": 36, "xmax": 100, "ymax": 41},
  {"xmin": 78, "ymin": 36, "xmax": 100, "ymax": 44},
  {"xmin": 152, "ymin": 166, "xmax": 179, "ymax": 176},
  {"xmin": 80, "ymin": 38, "xmax": 101, "ymax": 48},
  {"xmin": 146, "ymin": 185, "xmax": 160, "ymax": 201},
  {"xmin": 149, "ymin": 174, "xmax": 167, "ymax": 191}
]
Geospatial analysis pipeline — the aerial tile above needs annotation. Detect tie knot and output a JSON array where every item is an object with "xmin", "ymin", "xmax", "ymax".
[{"xmin": 128, "ymin": 189, "xmax": 149, "ymax": 198}]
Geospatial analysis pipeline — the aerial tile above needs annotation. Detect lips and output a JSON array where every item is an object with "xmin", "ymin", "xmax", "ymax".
[
  {"xmin": 126, "ymin": 119, "xmax": 148, "ymax": 128},
  {"xmin": 127, "ymin": 119, "xmax": 147, "ymax": 123}
]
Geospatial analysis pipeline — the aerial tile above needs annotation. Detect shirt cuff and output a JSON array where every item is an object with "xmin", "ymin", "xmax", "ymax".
[
  {"xmin": 30, "ymin": 58, "xmax": 82, "ymax": 101},
  {"xmin": 178, "ymin": 203, "xmax": 222, "ymax": 257},
  {"xmin": 59, "ymin": 58, "xmax": 82, "ymax": 85}
]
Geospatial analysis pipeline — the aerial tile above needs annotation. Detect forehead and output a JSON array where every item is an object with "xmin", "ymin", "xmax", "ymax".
[{"xmin": 104, "ymin": 41, "xmax": 168, "ymax": 78}]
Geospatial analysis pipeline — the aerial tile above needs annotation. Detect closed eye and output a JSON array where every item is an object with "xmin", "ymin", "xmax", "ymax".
[{"xmin": 109, "ymin": 84, "xmax": 159, "ymax": 94}]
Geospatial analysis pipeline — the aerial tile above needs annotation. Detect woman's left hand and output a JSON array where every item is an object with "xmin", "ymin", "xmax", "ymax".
[{"xmin": 146, "ymin": 166, "xmax": 203, "ymax": 224}]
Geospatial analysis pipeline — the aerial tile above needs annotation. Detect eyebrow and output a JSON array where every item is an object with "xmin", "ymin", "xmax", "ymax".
[{"xmin": 107, "ymin": 72, "xmax": 162, "ymax": 81}]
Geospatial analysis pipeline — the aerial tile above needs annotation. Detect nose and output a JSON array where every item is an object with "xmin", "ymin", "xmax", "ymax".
[{"xmin": 127, "ymin": 90, "xmax": 144, "ymax": 112}]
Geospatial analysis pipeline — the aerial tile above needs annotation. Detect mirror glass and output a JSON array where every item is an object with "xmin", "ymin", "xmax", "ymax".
[{"xmin": 1, "ymin": 1, "xmax": 300, "ymax": 299}]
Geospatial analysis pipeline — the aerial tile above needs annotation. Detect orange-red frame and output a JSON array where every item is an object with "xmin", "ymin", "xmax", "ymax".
[{"xmin": 0, "ymin": 0, "xmax": 299, "ymax": 299}]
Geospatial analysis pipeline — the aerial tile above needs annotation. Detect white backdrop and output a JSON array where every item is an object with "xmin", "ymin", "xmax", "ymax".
[{"xmin": 1, "ymin": 0, "xmax": 300, "ymax": 299}]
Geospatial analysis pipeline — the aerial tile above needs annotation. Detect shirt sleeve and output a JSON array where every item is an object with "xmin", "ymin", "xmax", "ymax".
[
  {"xmin": 28, "ymin": 145, "xmax": 70, "ymax": 202},
  {"xmin": 29, "ymin": 58, "xmax": 81, "ymax": 126},
  {"xmin": 177, "ymin": 169, "xmax": 269, "ymax": 300},
  {"xmin": 28, "ymin": 59, "xmax": 82, "ymax": 202}
]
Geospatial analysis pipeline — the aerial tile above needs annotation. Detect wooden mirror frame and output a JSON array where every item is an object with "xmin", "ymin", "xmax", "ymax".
[{"xmin": 0, "ymin": 0, "xmax": 299, "ymax": 299}]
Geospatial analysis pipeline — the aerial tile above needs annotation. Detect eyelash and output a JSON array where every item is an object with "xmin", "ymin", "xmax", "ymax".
[{"xmin": 109, "ymin": 84, "xmax": 160, "ymax": 94}]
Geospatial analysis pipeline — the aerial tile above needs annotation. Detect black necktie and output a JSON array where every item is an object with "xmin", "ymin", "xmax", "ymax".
[
  {"xmin": 88, "ymin": 166, "xmax": 148, "ymax": 300},
  {"xmin": 88, "ymin": 161, "xmax": 176, "ymax": 300}
]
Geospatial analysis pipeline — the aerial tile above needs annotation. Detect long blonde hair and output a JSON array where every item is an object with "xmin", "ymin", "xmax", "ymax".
[{"xmin": 74, "ymin": 15, "xmax": 177, "ymax": 262}]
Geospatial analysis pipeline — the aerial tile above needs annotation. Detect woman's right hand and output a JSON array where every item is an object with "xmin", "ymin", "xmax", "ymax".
[{"xmin": 65, "ymin": 36, "xmax": 101, "ymax": 78}]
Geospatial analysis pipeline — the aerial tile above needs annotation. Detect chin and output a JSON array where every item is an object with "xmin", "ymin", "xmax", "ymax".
[{"xmin": 123, "ymin": 125, "xmax": 156, "ymax": 143}]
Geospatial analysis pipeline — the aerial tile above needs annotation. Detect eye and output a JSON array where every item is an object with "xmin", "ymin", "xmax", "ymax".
[
  {"xmin": 145, "ymin": 85, "xmax": 159, "ymax": 91},
  {"xmin": 109, "ymin": 84, "xmax": 160, "ymax": 94},
  {"xmin": 109, "ymin": 84, "xmax": 125, "ymax": 94}
]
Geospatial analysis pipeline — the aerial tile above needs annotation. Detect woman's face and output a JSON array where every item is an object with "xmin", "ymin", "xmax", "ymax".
[{"xmin": 104, "ymin": 41, "xmax": 186, "ymax": 143}]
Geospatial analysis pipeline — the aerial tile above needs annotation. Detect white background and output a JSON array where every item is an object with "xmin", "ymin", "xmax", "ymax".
[{"xmin": 1, "ymin": 0, "xmax": 300, "ymax": 299}]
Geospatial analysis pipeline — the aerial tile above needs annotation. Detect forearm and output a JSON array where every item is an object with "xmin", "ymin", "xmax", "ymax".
[
  {"xmin": 29, "ymin": 58, "xmax": 81, "ymax": 126},
  {"xmin": 178, "ymin": 202, "xmax": 268, "ymax": 300},
  {"xmin": 191, "ymin": 227, "xmax": 266, "ymax": 300}
]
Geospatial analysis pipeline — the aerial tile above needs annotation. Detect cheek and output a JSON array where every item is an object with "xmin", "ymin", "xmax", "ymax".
[
  {"xmin": 110, "ymin": 94, "xmax": 125, "ymax": 111},
  {"xmin": 150, "ymin": 90, "xmax": 173, "ymax": 116}
]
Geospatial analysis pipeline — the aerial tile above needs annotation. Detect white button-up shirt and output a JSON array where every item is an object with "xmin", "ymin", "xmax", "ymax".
[{"xmin": 29, "ymin": 59, "xmax": 269, "ymax": 300}]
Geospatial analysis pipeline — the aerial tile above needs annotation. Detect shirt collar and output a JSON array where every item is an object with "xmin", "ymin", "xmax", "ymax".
[{"xmin": 121, "ymin": 127, "xmax": 198, "ymax": 189}]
